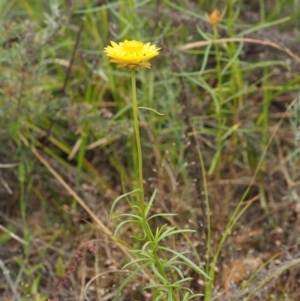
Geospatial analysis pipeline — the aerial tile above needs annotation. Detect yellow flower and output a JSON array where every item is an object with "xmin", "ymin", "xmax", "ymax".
[
  {"xmin": 209, "ymin": 9, "xmax": 221, "ymax": 26},
  {"xmin": 104, "ymin": 40, "xmax": 160, "ymax": 70}
]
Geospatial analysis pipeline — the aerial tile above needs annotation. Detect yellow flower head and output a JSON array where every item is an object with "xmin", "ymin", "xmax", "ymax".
[
  {"xmin": 209, "ymin": 9, "xmax": 221, "ymax": 26},
  {"xmin": 104, "ymin": 40, "xmax": 160, "ymax": 70}
]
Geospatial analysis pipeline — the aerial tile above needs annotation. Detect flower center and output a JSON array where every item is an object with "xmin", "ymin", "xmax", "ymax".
[{"xmin": 123, "ymin": 40, "xmax": 143, "ymax": 52}]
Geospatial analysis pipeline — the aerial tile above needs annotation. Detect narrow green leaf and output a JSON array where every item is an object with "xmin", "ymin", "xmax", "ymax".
[
  {"xmin": 114, "ymin": 220, "xmax": 136, "ymax": 237},
  {"xmin": 151, "ymin": 262, "xmax": 167, "ymax": 283},
  {"xmin": 138, "ymin": 106, "xmax": 165, "ymax": 116},
  {"xmin": 122, "ymin": 258, "xmax": 148, "ymax": 269},
  {"xmin": 158, "ymin": 229, "xmax": 195, "ymax": 242},
  {"xmin": 110, "ymin": 189, "xmax": 140, "ymax": 216},
  {"xmin": 238, "ymin": 16, "xmax": 290, "ymax": 37},
  {"xmin": 159, "ymin": 246, "xmax": 210, "ymax": 278},
  {"xmin": 112, "ymin": 213, "xmax": 142, "ymax": 220},
  {"xmin": 145, "ymin": 189, "xmax": 158, "ymax": 216},
  {"xmin": 112, "ymin": 262, "xmax": 150, "ymax": 301},
  {"xmin": 147, "ymin": 213, "xmax": 177, "ymax": 221},
  {"xmin": 154, "ymin": 224, "xmax": 170, "ymax": 242}
]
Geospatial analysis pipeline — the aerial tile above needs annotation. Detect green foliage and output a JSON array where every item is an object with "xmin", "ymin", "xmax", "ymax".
[
  {"xmin": 1, "ymin": 0, "xmax": 299, "ymax": 300},
  {"xmin": 110, "ymin": 190, "xmax": 206, "ymax": 300}
]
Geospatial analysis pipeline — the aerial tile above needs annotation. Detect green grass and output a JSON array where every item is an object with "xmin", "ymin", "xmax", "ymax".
[{"xmin": 1, "ymin": 0, "xmax": 300, "ymax": 300}]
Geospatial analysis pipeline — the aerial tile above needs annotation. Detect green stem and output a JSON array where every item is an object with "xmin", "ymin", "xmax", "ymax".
[
  {"xmin": 205, "ymin": 24, "xmax": 223, "ymax": 301},
  {"xmin": 213, "ymin": 24, "xmax": 223, "ymax": 177},
  {"xmin": 131, "ymin": 70, "xmax": 178, "ymax": 301},
  {"xmin": 131, "ymin": 70, "xmax": 145, "ymax": 209}
]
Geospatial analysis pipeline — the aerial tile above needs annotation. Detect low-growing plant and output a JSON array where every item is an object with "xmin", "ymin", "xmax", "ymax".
[{"xmin": 104, "ymin": 40, "xmax": 208, "ymax": 300}]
